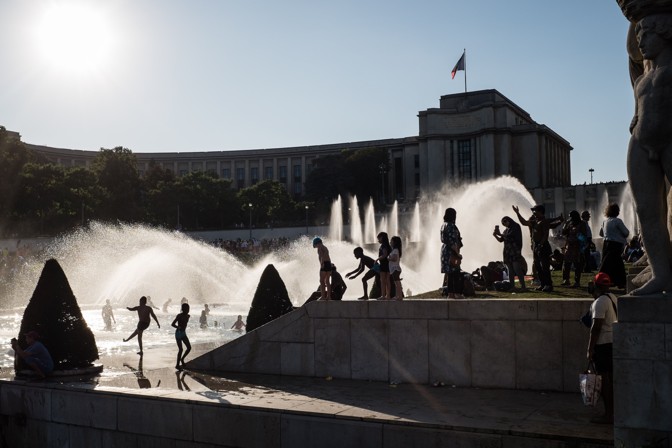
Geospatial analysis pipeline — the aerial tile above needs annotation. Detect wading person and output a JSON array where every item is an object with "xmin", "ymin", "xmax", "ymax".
[{"xmin": 171, "ymin": 303, "xmax": 191, "ymax": 370}]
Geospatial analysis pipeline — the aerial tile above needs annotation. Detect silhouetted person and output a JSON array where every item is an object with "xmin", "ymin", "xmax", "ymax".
[
  {"xmin": 162, "ymin": 298, "xmax": 172, "ymax": 313},
  {"xmin": 199, "ymin": 309, "xmax": 208, "ymax": 329},
  {"xmin": 440, "ymin": 208, "xmax": 464, "ymax": 298},
  {"xmin": 123, "ymin": 296, "xmax": 160, "ymax": 356},
  {"xmin": 231, "ymin": 315, "xmax": 246, "ymax": 332},
  {"xmin": 345, "ymin": 247, "xmax": 379, "ymax": 300},
  {"xmin": 312, "ymin": 237, "xmax": 332, "ymax": 300},
  {"xmin": 171, "ymin": 303, "xmax": 191, "ymax": 370}
]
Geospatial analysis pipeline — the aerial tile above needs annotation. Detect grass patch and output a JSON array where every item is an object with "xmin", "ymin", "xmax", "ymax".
[{"xmin": 413, "ymin": 268, "xmax": 628, "ymax": 299}]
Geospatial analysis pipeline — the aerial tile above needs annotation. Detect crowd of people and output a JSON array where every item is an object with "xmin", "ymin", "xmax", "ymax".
[{"xmin": 433, "ymin": 202, "xmax": 643, "ymax": 299}]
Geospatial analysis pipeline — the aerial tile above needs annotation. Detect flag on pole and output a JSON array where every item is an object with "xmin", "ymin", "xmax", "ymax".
[{"xmin": 451, "ymin": 51, "xmax": 465, "ymax": 79}]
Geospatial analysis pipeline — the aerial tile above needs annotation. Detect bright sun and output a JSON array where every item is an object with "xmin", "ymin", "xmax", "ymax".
[{"xmin": 34, "ymin": 3, "xmax": 115, "ymax": 75}]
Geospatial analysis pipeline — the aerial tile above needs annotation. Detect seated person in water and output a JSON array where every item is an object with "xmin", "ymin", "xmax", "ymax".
[{"xmin": 231, "ymin": 315, "xmax": 246, "ymax": 332}]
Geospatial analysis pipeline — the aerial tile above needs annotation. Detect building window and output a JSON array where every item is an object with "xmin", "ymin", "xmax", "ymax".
[
  {"xmin": 279, "ymin": 166, "xmax": 288, "ymax": 183},
  {"xmin": 251, "ymin": 167, "xmax": 259, "ymax": 184},
  {"xmin": 221, "ymin": 168, "xmax": 231, "ymax": 179},
  {"xmin": 264, "ymin": 166, "xmax": 273, "ymax": 180},
  {"xmin": 414, "ymin": 154, "xmax": 419, "ymax": 168},
  {"xmin": 179, "ymin": 169, "xmax": 188, "ymax": 176},
  {"xmin": 294, "ymin": 182, "xmax": 302, "ymax": 195},
  {"xmin": 458, "ymin": 140, "xmax": 472, "ymax": 180},
  {"xmin": 236, "ymin": 167, "xmax": 245, "ymax": 188},
  {"xmin": 293, "ymin": 165, "xmax": 302, "ymax": 182}
]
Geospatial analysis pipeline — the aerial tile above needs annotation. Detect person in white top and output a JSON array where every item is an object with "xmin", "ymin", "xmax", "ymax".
[
  {"xmin": 587, "ymin": 272, "xmax": 618, "ymax": 425},
  {"xmin": 389, "ymin": 236, "xmax": 403, "ymax": 300}
]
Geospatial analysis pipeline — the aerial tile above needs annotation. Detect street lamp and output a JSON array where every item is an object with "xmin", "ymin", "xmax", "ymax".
[
  {"xmin": 305, "ymin": 205, "xmax": 309, "ymax": 234},
  {"xmin": 589, "ymin": 168, "xmax": 594, "ymax": 184},
  {"xmin": 379, "ymin": 163, "xmax": 387, "ymax": 205},
  {"xmin": 248, "ymin": 203, "xmax": 253, "ymax": 239}
]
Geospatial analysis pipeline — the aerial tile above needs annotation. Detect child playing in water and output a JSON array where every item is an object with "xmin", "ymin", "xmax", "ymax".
[
  {"xmin": 123, "ymin": 296, "xmax": 160, "ymax": 356},
  {"xmin": 171, "ymin": 303, "xmax": 191, "ymax": 370}
]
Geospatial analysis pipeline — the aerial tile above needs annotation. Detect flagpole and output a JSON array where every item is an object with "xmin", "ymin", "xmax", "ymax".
[{"xmin": 463, "ymin": 48, "xmax": 467, "ymax": 93}]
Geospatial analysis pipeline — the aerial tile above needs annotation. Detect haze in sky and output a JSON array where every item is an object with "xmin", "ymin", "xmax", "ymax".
[{"xmin": 0, "ymin": 0, "xmax": 632, "ymax": 185}]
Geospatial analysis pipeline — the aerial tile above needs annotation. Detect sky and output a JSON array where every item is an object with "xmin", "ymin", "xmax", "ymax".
[{"xmin": 0, "ymin": 0, "xmax": 633, "ymax": 185}]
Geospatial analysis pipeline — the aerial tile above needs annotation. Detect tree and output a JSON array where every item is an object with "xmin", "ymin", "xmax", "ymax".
[
  {"xmin": 304, "ymin": 153, "xmax": 353, "ymax": 217},
  {"xmin": 344, "ymin": 147, "xmax": 388, "ymax": 204},
  {"xmin": 246, "ymin": 264, "xmax": 294, "ymax": 332},
  {"xmin": 237, "ymin": 180, "xmax": 297, "ymax": 227},
  {"xmin": 92, "ymin": 146, "xmax": 141, "ymax": 222},
  {"xmin": 0, "ymin": 127, "xmax": 40, "ymax": 235},
  {"xmin": 18, "ymin": 259, "xmax": 99, "ymax": 370},
  {"xmin": 175, "ymin": 171, "xmax": 235, "ymax": 229}
]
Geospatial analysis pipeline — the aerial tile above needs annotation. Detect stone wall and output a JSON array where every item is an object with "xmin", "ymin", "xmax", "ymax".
[
  {"xmin": 188, "ymin": 299, "xmax": 592, "ymax": 392},
  {"xmin": 614, "ymin": 296, "xmax": 672, "ymax": 447}
]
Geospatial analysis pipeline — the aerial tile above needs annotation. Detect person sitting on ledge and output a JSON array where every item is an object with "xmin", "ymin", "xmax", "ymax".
[{"xmin": 12, "ymin": 330, "xmax": 54, "ymax": 378}]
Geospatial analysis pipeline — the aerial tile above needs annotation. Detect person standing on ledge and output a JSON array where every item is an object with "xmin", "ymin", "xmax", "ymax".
[
  {"xmin": 123, "ymin": 296, "xmax": 160, "ymax": 356},
  {"xmin": 440, "ymin": 208, "xmax": 464, "ymax": 298},
  {"xmin": 312, "ymin": 237, "xmax": 332, "ymax": 300},
  {"xmin": 512, "ymin": 204, "xmax": 563, "ymax": 292},
  {"xmin": 587, "ymin": 272, "xmax": 618, "ymax": 424},
  {"xmin": 626, "ymin": 13, "xmax": 672, "ymax": 295}
]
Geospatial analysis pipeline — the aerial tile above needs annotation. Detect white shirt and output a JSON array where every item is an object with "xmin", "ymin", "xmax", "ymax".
[{"xmin": 590, "ymin": 293, "xmax": 618, "ymax": 345}]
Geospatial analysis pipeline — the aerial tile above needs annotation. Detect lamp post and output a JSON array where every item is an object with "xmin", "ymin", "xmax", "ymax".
[
  {"xmin": 589, "ymin": 168, "xmax": 594, "ymax": 184},
  {"xmin": 305, "ymin": 205, "xmax": 309, "ymax": 234},
  {"xmin": 248, "ymin": 203, "xmax": 253, "ymax": 239},
  {"xmin": 379, "ymin": 163, "xmax": 387, "ymax": 205}
]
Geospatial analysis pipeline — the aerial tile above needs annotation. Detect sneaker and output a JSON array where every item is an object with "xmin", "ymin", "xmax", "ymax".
[
  {"xmin": 560, "ymin": 280, "xmax": 570, "ymax": 286},
  {"xmin": 542, "ymin": 285, "xmax": 554, "ymax": 292},
  {"xmin": 357, "ymin": 296, "xmax": 369, "ymax": 301},
  {"xmin": 535, "ymin": 286, "xmax": 544, "ymax": 291}
]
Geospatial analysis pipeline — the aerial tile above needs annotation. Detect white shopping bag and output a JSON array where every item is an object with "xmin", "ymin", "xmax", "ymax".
[{"xmin": 579, "ymin": 364, "xmax": 602, "ymax": 407}]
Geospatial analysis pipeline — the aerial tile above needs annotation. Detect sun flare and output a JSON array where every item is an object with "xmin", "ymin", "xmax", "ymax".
[{"xmin": 34, "ymin": 3, "xmax": 116, "ymax": 75}]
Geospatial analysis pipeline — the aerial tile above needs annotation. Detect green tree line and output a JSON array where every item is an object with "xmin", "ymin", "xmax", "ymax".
[{"xmin": 0, "ymin": 127, "xmax": 388, "ymax": 238}]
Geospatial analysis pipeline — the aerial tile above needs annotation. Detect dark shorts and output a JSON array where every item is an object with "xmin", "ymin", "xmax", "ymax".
[
  {"xmin": 362, "ymin": 269, "xmax": 377, "ymax": 281},
  {"xmin": 320, "ymin": 261, "xmax": 332, "ymax": 272},
  {"xmin": 175, "ymin": 329, "xmax": 187, "ymax": 341},
  {"xmin": 137, "ymin": 320, "xmax": 150, "ymax": 331},
  {"xmin": 594, "ymin": 343, "xmax": 613, "ymax": 374}
]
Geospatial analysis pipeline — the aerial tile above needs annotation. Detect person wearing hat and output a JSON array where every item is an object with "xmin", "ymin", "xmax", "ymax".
[
  {"xmin": 587, "ymin": 272, "xmax": 618, "ymax": 424},
  {"xmin": 512, "ymin": 204, "xmax": 564, "ymax": 292},
  {"xmin": 312, "ymin": 237, "xmax": 332, "ymax": 300},
  {"xmin": 11, "ymin": 330, "xmax": 54, "ymax": 378}
]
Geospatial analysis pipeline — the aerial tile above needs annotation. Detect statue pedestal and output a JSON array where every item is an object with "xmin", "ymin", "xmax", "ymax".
[{"xmin": 614, "ymin": 295, "xmax": 672, "ymax": 446}]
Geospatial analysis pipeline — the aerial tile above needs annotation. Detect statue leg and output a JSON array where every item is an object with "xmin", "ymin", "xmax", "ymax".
[{"xmin": 628, "ymin": 142, "xmax": 672, "ymax": 295}]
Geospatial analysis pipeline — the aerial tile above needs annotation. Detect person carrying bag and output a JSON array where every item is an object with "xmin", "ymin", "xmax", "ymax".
[{"xmin": 585, "ymin": 272, "xmax": 618, "ymax": 424}]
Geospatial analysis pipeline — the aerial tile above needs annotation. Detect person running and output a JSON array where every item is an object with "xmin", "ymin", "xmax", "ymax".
[
  {"xmin": 312, "ymin": 237, "xmax": 332, "ymax": 300},
  {"xmin": 389, "ymin": 236, "xmax": 403, "ymax": 300},
  {"xmin": 171, "ymin": 303, "xmax": 192, "ymax": 370},
  {"xmin": 345, "ymin": 247, "xmax": 379, "ymax": 300},
  {"xmin": 102, "ymin": 299, "xmax": 116, "ymax": 331},
  {"xmin": 123, "ymin": 296, "xmax": 161, "ymax": 356}
]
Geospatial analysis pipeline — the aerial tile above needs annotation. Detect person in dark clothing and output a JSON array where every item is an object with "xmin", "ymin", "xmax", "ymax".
[
  {"xmin": 513, "ymin": 204, "xmax": 563, "ymax": 292},
  {"xmin": 440, "ymin": 208, "xmax": 464, "ymax": 298},
  {"xmin": 561, "ymin": 210, "xmax": 590, "ymax": 287},
  {"xmin": 581, "ymin": 211, "xmax": 595, "ymax": 272},
  {"xmin": 598, "ymin": 203, "xmax": 630, "ymax": 289},
  {"xmin": 345, "ymin": 247, "xmax": 379, "ymax": 300},
  {"xmin": 375, "ymin": 232, "xmax": 392, "ymax": 300},
  {"xmin": 493, "ymin": 215, "xmax": 527, "ymax": 290}
]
